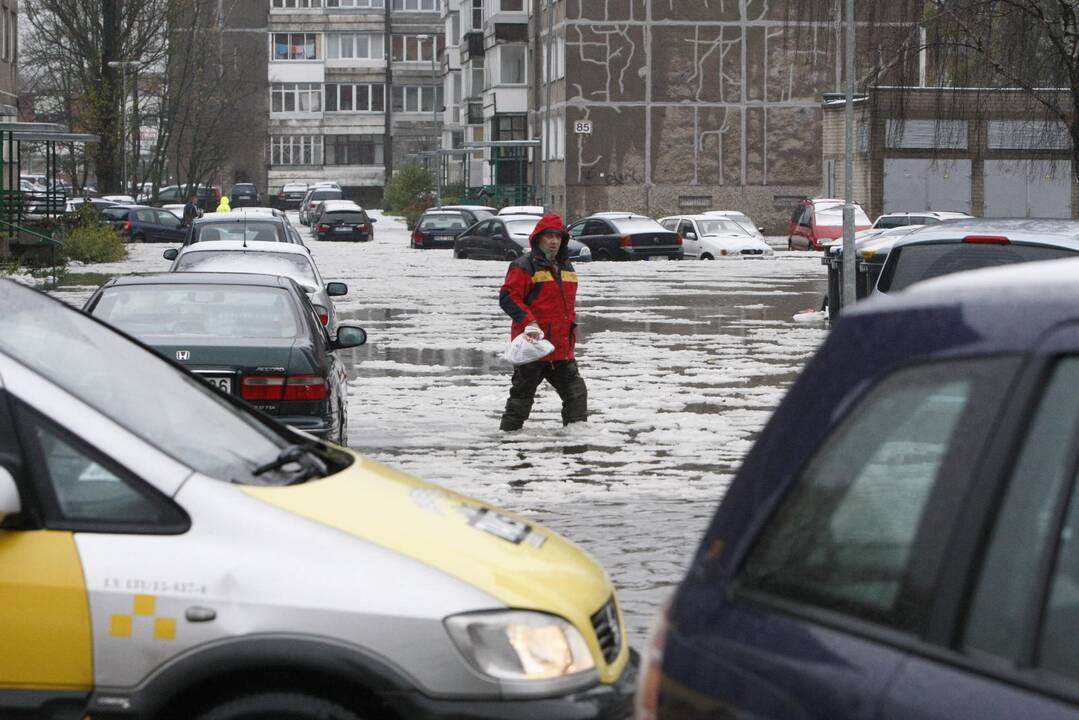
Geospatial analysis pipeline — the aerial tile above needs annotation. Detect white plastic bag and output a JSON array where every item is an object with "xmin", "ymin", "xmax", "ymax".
[{"xmin": 504, "ymin": 330, "xmax": 555, "ymax": 366}]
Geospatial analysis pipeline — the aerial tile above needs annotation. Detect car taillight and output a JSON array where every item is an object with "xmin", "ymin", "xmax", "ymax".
[
  {"xmin": 675, "ymin": 234, "xmax": 683, "ymax": 246},
  {"xmin": 241, "ymin": 375, "xmax": 285, "ymax": 401},
  {"xmin": 313, "ymin": 304, "xmax": 329, "ymax": 326},
  {"xmin": 356, "ymin": 224, "xmax": 368, "ymax": 232},
  {"xmin": 318, "ymin": 224, "xmax": 329, "ymax": 232},
  {"xmin": 283, "ymin": 375, "xmax": 327, "ymax": 401},
  {"xmin": 620, "ymin": 234, "xmax": 633, "ymax": 247},
  {"xmin": 122, "ymin": 220, "xmax": 132, "ymax": 234},
  {"xmin": 963, "ymin": 235, "xmax": 1010, "ymax": 245},
  {"xmin": 413, "ymin": 230, "xmax": 423, "ymax": 246}
]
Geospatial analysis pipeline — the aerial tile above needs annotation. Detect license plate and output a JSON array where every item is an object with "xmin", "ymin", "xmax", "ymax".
[
  {"xmin": 196, "ymin": 374, "xmax": 232, "ymax": 393},
  {"xmin": 334, "ymin": 227, "xmax": 351, "ymax": 232},
  {"xmin": 437, "ymin": 235, "xmax": 453, "ymax": 241},
  {"xmin": 648, "ymin": 255, "xmax": 668, "ymax": 261}
]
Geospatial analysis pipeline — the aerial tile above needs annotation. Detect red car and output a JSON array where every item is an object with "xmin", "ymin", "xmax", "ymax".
[{"xmin": 788, "ymin": 198, "xmax": 871, "ymax": 250}]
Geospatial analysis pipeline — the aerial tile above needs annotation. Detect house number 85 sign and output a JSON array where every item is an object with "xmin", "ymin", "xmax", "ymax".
[{"xmin": 574, "ymin": 121, "xmax": 593, "ymax": 134}]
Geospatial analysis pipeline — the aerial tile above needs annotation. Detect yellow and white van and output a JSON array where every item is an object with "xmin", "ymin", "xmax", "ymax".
[{"xmin": 0, "ymin": 279, "xmax": 635, "ymax": 720}]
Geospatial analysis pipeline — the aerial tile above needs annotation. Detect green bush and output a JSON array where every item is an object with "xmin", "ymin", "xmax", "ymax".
[
  {"xmin": 384, "ymin": 163, "xmax": 432, "ymax": 213},
  {"xmin": 61, "ymin": 225, "xmax": 127, "ymax": 264},
  {"xmin": 402, "ymin": 196, "xmax": 436, "ymax": 230}
]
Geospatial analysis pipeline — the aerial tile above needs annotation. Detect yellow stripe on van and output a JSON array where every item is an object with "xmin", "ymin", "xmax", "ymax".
[
  {"xmin": 244, "ymin": 453, "xmax": 629, "ymax": 683},
  {"xmin": 0, "ymin": 531, "xmax": 92, "ymax": 689}
]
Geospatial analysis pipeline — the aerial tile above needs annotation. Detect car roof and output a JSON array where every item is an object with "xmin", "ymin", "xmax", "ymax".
[
  {"xmin": 888, "ymin": 218, "xmax": 1079, "ymax": 252},
  {"xmin": 177, "ymin": 240, "xmax": 310, "ymax": 256},
  {"xmin": 322, "ymin": 205, "xmax": 364, "ymax": 212},
  {"xmin": 704, "ymin": 210, "xmax": 751, "ymax": 216},
  {"xmin": 498, "ymin": 206, "xmax": 545, "ymax": 215},
  {"xmin": 104, "ymin": 272, "xmax": 297, "ymax": 289},
  {"xmin": 499, "ymin": 214, "xmax": 540, "ymax": 222},
  {"xmin": 192, "ymin": 214, "xmax": 286, "ymax": 225},
  {"xmin": 422, "ymin": 209, "xmax": 466, "ymax": 216},
  {"xmin": 439, "ymin": 204, "xmax": 496, "ymax": 212}
]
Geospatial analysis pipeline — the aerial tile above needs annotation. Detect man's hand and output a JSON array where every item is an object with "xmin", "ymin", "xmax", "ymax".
[{"xmin": 524, "ymin": 324, "xmax": 543, "ymax": 342}]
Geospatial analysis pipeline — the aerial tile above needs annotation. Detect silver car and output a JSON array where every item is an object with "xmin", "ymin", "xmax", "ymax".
[{"xmin": 162, "ymin": 240, "xmax": 345, "ymax": 329}]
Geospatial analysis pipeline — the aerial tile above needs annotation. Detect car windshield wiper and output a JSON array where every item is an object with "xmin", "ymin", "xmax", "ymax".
[{"xmin": 252, "ymin": 442, "xmax": 329, "ymax": 484}]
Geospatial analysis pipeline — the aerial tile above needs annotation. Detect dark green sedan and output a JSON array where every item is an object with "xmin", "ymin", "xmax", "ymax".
[{"xmin": 83, "ymin": 272, "xmax": 367, "ymax": 445}]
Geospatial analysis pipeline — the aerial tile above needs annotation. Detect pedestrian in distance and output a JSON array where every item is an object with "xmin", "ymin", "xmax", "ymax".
[
  {"xmin": 215, "ymin": 194, "xmax": 231, "ymax": 213},
  {"xmin": 498, "ymin": 213, "xmax": 587, "ymax": 431},
  {"xmin": 181, "ymin": 193, "xmax": 200, "ymax": 227}
]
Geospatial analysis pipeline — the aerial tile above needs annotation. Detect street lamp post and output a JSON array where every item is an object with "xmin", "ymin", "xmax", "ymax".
[
  {"xmin": 416, "ymin": 35, "xmax": 442, "ymax": 206},
  {"xmin": 107, "ymin": 60, "xmax": 140, "ymax": 195}
]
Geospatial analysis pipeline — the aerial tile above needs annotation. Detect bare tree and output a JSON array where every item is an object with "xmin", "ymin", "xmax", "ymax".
[{"xmin": 790, "ymin": 1, "xmax": 1079, "ymax": 180}]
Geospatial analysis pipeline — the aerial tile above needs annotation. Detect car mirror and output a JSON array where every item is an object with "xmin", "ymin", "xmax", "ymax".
[
  {"xmin": 163, "ymin": 248, "xmax": 179, "ymax": 261},
  {"xmin": 370, "ymin": 218, "xmax": 378, "ymax": 223},
  {"xmin": 333, "ymin": 325, "xmax": 367, "ymax": 350},
  {"xmin": 326, "ymin": 282, "xmax": 348, "ymax": 297},
  {"xmin": 0, "ymin": 466, "xmax": 21, "ymax": 522}
]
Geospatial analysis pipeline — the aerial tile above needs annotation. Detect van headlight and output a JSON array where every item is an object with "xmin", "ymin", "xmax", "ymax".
[{"xmin": 445, "ymin": 610, "xmax": 596, "ymax": 681}]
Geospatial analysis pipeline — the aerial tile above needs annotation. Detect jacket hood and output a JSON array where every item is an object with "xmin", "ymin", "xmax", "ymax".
[{"xmin": 528, "ymin": 213, "xmax": 569, "ymax": 260}]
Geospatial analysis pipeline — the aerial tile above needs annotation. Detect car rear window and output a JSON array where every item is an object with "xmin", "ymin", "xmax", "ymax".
[
  {"xmin": 192, "ymin": 221, "xmax": 284, "ymax": 244},
  {"xmin": 419, "ymin": 214, "xmax": 468, "ymax": 231},
  {"xmin": 506, "ymin": 219, "xmax": 539, "ymax": 236},
  {"xmin": 173, "ymin": 251, "xmax": 318, "ymax": 288},
  {"xmin": 311, "ymin": 190, "xmax": 342, "ymax": 201},
  {"xmin": 875, "ymin": 216, "xmax": 908, "ymax": 229},
  {"xmin": 102, "ymin": 208, "xmax": 130, "ymax": 222},
  {"xmin": 610, "ymin": 218, "xmax": 666, "ymax": 234},
  {"xmin": 817, "ymin": 205, "xmax": 872, "ymax": 227},
  {"xmin": 880, "ymin": 242, "xmax": 1078, "ymax": 293},
  {"xmin": 92, "ymin": 285, "xmax": 302, "ymax": 340},
  {"xmin": 324, "ymin": 211, "xmax": 366, "ymax": 223}
]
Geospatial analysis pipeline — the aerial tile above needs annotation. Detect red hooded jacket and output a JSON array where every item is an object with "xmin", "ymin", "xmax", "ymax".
[{"xmin": 498, "ymin": 214, "xmax": 579, "ymax": 362}]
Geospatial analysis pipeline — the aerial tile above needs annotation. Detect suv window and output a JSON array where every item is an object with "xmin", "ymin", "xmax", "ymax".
[
  {"xmin": 880, "ymin": 243, "xmax": 1078, "ymax": 294},
  {"xmin": 740, "ymin": 358, "xmax": 1019, "ymax": 631},
  {"xmin": 964, "ymin": 358, "xmax": 1079, "ymax": 669}
]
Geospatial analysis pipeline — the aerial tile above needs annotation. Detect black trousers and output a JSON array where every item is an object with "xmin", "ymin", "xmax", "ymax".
[{"xmin": 500, "ymin": 359, "xmax": 588, "ymax": 431}]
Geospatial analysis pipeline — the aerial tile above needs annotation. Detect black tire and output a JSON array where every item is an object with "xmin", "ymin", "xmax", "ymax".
[
  {"xmin": 700, "ymin": 253, "xmax": 714, "ymax": 260},
  {"xmin": 196, "ymin": 692, "xmax": 364, "ymax": 720},
  {"xmin": 132, "ymin": 233, "xmax": 146, "ymax": 243}
]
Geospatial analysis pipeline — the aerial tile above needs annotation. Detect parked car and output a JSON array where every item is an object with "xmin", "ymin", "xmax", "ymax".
[
  {"xmin": 788, "ymin": 197, "xmax": 872, "ymax": 251},
  {"xmin": 314, "ymin": 206, "xmax": 376, "ymax": 242},
  {"xmin": 875, "ymin": 219, "xmax": 1079, "ymax": 295},
  {"xmin": 183, "ymin": 213, "xmax": 293, "ymax": 246},
  {"xmin": 703, "ymin": 210, "xmax": 767, "ymax": 242},
  {"xmin": 0, "ymin": 276, "xmax": 635, "ymax": 720},
  {"xmin": 436, "ymin": 204, "xmax": 498, "ymax": 227},
  {"xmin": 498, "ymin": 205, "xmax": 545, "ymax": 217},
  {"xmin": 101, "ymin": 204, "xmax": 187, "ymax": 243},
  {"xmin": 299, "ymin": 187, "xmax": 344, "ymax": 225},
  {"xmin": 161, "ymin": 204, "xmax": 187, "ymax": 220},
  {"xmin": 454, "ymin": 214, "xmax": 591, "ymax": 262},
  {"xmin": 871, "ymin": 210, "xmax": 973, "ymax": 229},
  {"xmin": 85, "ymin": 272, "xmax": 353, "ymax": 441},
  {"xmin": 157, "ymin": 183, "xmax": 221, "ymax": 211},
  {"xmin": 164, "ymin": 240, "xmax": 345, "ymax": 329},
  {"xmin": 309, "ymin": 200, "xmax": 360, "ymax": 229},
  {"xmin": 274, "ymin": 182, "xmax": 309, "ymax": 209},
  {"xmin": 229, "ymin": 182, "xmax": 261, "ymax": 208},
  {"xmin": 568, "ymin": 213, "xmax": 683, "ymax": 260},
  {"xmin": 64, "ymin": 197, "xmax": 118, "ymax": 217},
  {"xmin": 659, "ymin": 214, "xmax": 774, "ymax": 259},
  {"xmin": 411, "ymin": 210, "xmax": 472, "ymax": 249},
  {"xmin": 101, "ymin": 194, "xmax": 136, "ymax": 204},
  {"xmin": 640, "ymin": 256, "xmax": 1079, "ymax": 720}
]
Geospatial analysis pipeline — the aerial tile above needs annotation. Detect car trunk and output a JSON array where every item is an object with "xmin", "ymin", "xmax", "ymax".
[{"xmin": 627, "ymin": 230, "xmax": 680, "ymax": 249}]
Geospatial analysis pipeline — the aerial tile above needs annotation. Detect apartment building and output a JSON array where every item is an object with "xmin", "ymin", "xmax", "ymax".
[{"xmin": 266, "ymin": 0, "xmax": 443, "ymax": 206}]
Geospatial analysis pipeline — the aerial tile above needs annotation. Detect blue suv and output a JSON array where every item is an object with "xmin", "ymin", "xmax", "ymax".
[{"xmin": 641, "ymin": 253, "xmax": 1079, "ymax": 719}]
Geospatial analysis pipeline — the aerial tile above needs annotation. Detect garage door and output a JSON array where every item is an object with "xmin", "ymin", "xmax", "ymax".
[
  {"xmin": 884, "ymin": 159, "xmax": 973, "ymax": 214},
  {"xmin": 984, "ymin": 160, "xmax": 1072, "ymax": 218}
]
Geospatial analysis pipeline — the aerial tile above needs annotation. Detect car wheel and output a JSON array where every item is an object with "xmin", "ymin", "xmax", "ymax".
[
  {"xmin": 700, "ymin": 253, "xmax": 714, "ymax": 260},
  {"xmin": 131, "ymin": 233, "xmax": 146, "ymax": 243},
  {"xmin": 456, "ymin": 250, "xmax": 467, "ymax": 259},
  {"xmin": 195, "ymin": 692, "xmax": 364, "ymax": 720}
]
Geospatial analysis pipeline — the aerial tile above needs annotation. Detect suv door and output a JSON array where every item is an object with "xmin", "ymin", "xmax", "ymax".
[{"xmin": 880, "ymin": 342, "xmax": 1079, "ymax": 718}]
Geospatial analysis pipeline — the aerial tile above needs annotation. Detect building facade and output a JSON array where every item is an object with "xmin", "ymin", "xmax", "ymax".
[
  {"xmin": 266, "ymin": 0, "xmax": 443, "ymax": 206},
  {"xmin": 0, "ymin": 0, "xmax": 16, "ymax": 116}
]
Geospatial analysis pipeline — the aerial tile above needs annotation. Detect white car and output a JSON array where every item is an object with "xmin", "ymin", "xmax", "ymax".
[
  {"xmin": 497, "ymin": 205, "xmax": 545, "ymax": 216},
  {"xmin": 871, "ymin": 210, "xmax": 973, "ymax": 229},
  {"xmin": 162, "ymin": 240, "xmax": 345, "ymax": 329},
  {"xmin": 659, "ymin": 214, "xmax": 774, "ymax": 259},
  {"xmin": 101, "ymin": 194, "xmax": 137, "ymax": 204},
  {"xmin": 161, "ymin": 204, "xmax": 186, "ymax": 220},
  {"xmin": 703, "ymin": 210, "xmax": 767, "ymax": 242}
]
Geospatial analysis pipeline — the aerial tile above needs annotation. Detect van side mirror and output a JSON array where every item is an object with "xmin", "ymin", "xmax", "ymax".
[
  {"xmin": 163, "ymin": 248, "xmax": 178, "ymax": 261},
  {"xmin": 0, "ymin": 466, "xmax": 21, "ymax": 522},
  {"xmin": 326, "ymin": 282, "xmax": 348, "ymax": 297},
  {"xmin": 333, "ymin": 326, "xmax": 367, "ymax": 350}
]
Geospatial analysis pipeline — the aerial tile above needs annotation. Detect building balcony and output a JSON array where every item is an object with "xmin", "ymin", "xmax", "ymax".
[{"xmin": 463, "ymin": 31, "xmax": 484, "ymax": 59}]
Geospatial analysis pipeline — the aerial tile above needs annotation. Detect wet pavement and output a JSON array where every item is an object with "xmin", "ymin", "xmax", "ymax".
[{"xmin": 46, "ymin": 211, "xmax": 829, "ymax": 647}]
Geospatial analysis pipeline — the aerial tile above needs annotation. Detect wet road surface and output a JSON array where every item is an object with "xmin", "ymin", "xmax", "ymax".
[{"xmin": 47, "ymin": 211, "xmax": 829, "ymax": 647}]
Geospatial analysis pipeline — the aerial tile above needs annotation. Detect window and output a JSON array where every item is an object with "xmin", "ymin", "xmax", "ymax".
[
  {"xmin": 391, "ymin": 85, "xmax": 441, "ymax": 113},
  {"xmin": 272, "ymin": 0, "xmax": 321, "ymax": 6},
  {"xmin": 964, "ymin": 358, "xmax": 1079, "ymax": 670},
  {"xmin": 325, "ymin": 135, "xmax": 384, "ymax": 165},
  {"xmin": 270, "ymin": 135, "xmax": 324, "ymax": 165},
  {"xmin": 469, "ymin": 60, "xmax": 485, "ymax": 97},
  {"xmin": 542, "ymin": 34, "xmax": 565, "ymax": 82},
  {"xmin": 272, "ymin": 33, "xmax": 320, "ymax": 61},
  {"xmin": 19, "ymin": 406, "xmax": 181, "ymax": 528},
  {"xmin": 392, "ymin": 0, "xmax": 437, "ymax": 9},
  {"xmin": 471, "ymin": 0, "xmax": 483, "ymax": 29},
  {"xmin": 498, "ymin": 44, "xmax": 526, "ymax": 84},
  {"xmin": 451, "ymin": 12, "xmax": 461, "ymax": 44},
  {"xmin": 501, "ymin": 0, "xmax": 524, "ymax": 10},
  {"xmin": 327, "ymin": 0, "xmax": 385, "ymax": 6},
  {"xmin": 271, "ymin": 83, "xmax": 323, "ymax": 113},
  {"xmin": 582, "ymin": 220, "xmax": 611, "ymax": 236},
  {"xmin": 740, "ymin": 358, "xmax": 1020, "ymax": 631},
  {"xmin": 325, "ymin": 83, "xmax": 384, "ymax": 112},
  {"xmin": 326, "ymin": 32, "xmax": 384, "ymax": 60},
  {"xmin": 391, "ymin": 34, "xmax": 444, "ymax": 62}
]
